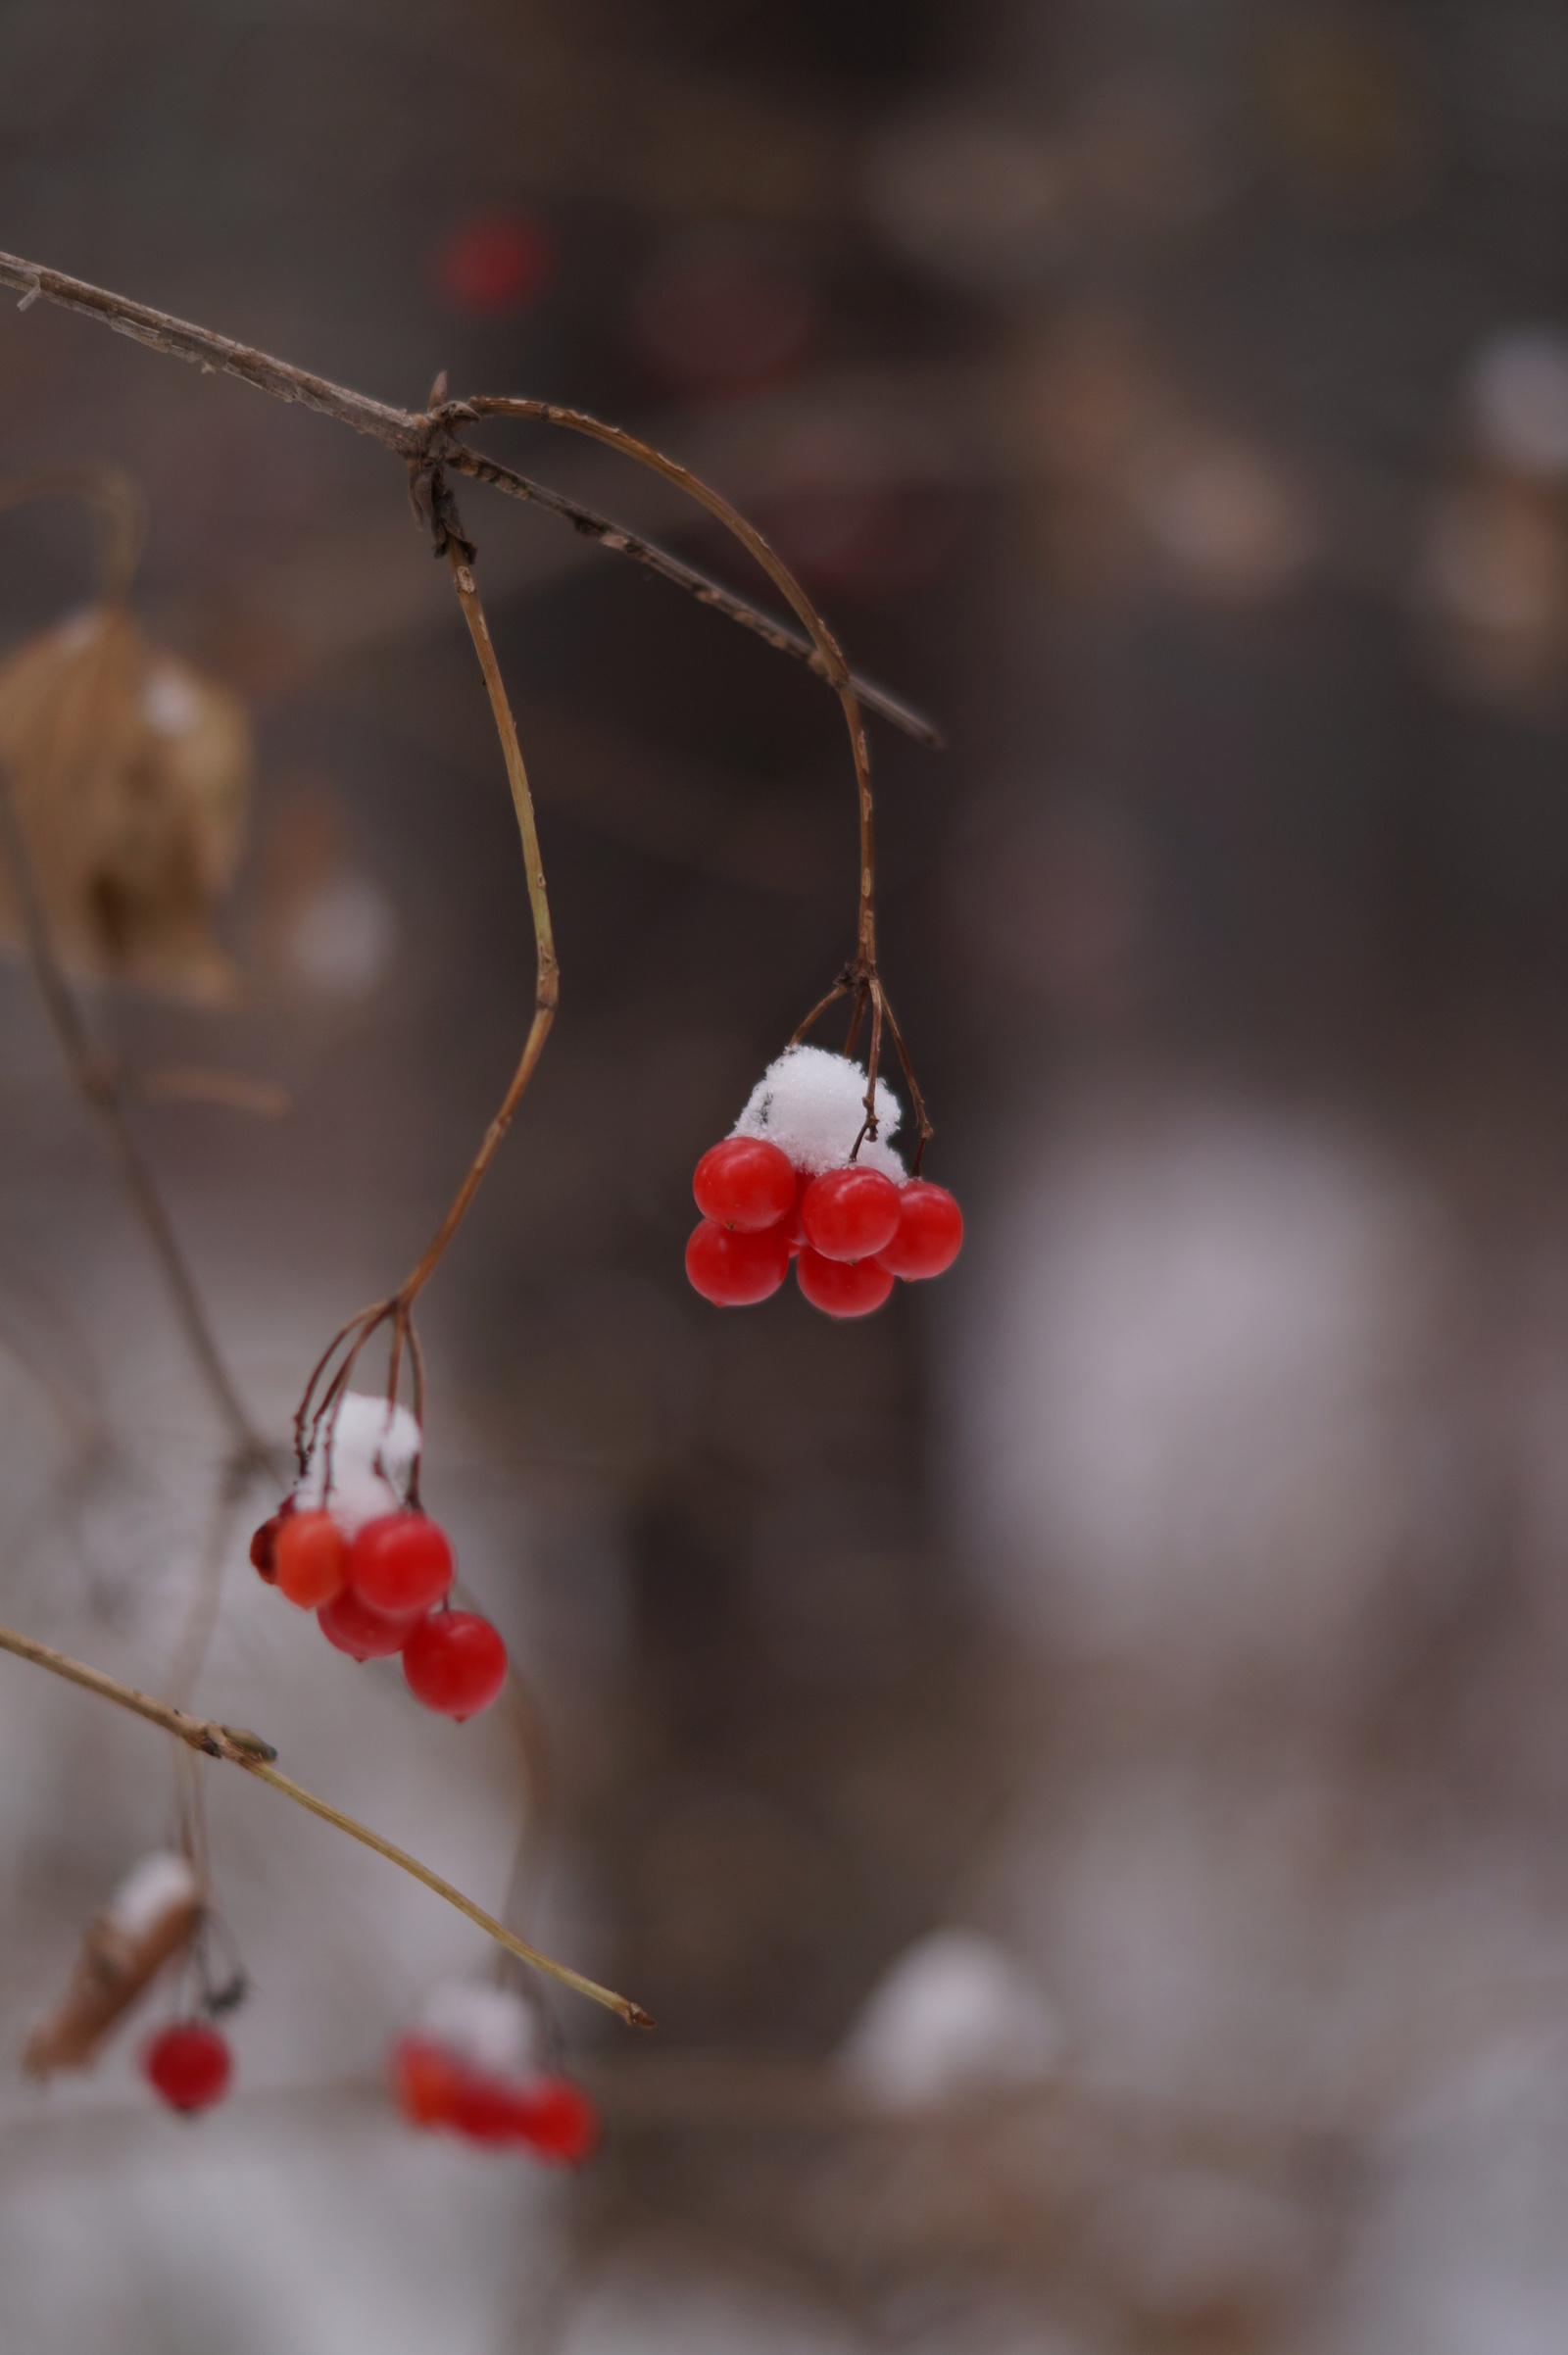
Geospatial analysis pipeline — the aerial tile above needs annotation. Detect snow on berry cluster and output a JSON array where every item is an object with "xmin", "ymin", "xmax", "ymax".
[
  {"xmin": 685, "ymin": 1044, "xmax": 962, "ymax": 1319},
  {"xmin": 250, "ymin": 1393, "xmax": 508, "ymax": 1721},
  {"xmin": 391, "ymin": 1980, "xmax": 598, "ymax": 2161}
]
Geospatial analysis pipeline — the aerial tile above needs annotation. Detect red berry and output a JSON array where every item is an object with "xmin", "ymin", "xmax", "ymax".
[
  {"xmin": 318, "ymin": 1587, "xmax": 421, "ymax": 1660},
  {"xmin": 450, "ymin": 2073, "xmax": 519, "ymax": 2143},
  {"xmin": 402, "ymin": 1610, "xmax": 509, "ymax": 1719},
  {"xmin": 796, "ymin": 1248, "xmax": 895, "ymax": 1319},
  {"xmin": 692, "ymin": 1137, "xmax": 796, "ymax": 1231},
  {"xmin": 435, "ymin": 213, "xmax": 555, "ymax": 317},
  {"xmin": 684, "ymin": 1218, "xmax": 790, "ymax": 1306},
  {"xmin": 876, "ymin": 1180, "xmax": 964, "ymax": 1280},
  {"xmin": 143, "ymin": 2021, "xmax": 232, "ymax": 2113},
  {"xmin": 349, "ymin": 1515, "xmax": 455, "ymax": 1616},
  {"xmin": 249, "ymin": 1510, "xmax": 287, "ymax": 1583},
  {"xmin": 512, "ymin": 2076, "xmax": 600, "ymax": 2163},
  {"xmin": 392, "ymin": 2034, "xmax": 465, "ymax": 2128},
  {"xmin": 800, "ymin": 1166, "xmax": 901, "ymax": 1262},
  {"xmin": 274, "ymin": 1510, "xmax": 349, "ymax": 1609}
]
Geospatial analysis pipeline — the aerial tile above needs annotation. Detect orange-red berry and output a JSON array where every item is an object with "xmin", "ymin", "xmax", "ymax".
[{"xmin": 274, "ymin": 1510, "xmax": 349, "ymax": 1609}]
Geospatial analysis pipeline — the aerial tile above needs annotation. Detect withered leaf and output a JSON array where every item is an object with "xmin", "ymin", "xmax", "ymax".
[
  {"xmin": 24, "ymin": 1849, "xmax": 203, "ymax": 2077},
  {"xmin": 0, "ymin": 603, "xmax": 251, "ymax": 1001}
]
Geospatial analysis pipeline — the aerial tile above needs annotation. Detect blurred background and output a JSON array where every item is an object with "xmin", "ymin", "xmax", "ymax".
[{"xmin": 3, "ymin": 0, "xmax": 1568, "ymax": 2347}]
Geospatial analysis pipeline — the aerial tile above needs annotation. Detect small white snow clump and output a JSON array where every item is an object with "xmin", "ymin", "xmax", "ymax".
[
  {"xmin": 730, "ymin": 1044, "xmax": 906, "ymax": 1182},
  {"xmin": 841, "ymin": 1928, "xmax": 1063, "ymax": 2109},
  {"xmin": 106, "ymin": 1850, "xmax": 203, "ymax": 1938},
  {"xmin": 293, "ymin": 1390, "xmax": 422, "ymax": 1534},
  {"xmin": 416, "ymin": 1980, "xmax": 539, "ymax": 2080}
]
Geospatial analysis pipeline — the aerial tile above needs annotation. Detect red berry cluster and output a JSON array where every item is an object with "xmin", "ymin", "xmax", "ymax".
[
  {"xmin": 142, "ymin": 2019, "xmax": 232, "ymax": 2114},
  {"xmin": 391, "ymin": 2035, "xmax": 598, "ymax": 2161},
  {"xmin": 250, "ymin": 1506, "xmax": 508, "ymax": 1720},
  {"xmin": 685, "ymin": 1137, "xmax": 962, "ymax": 1319}
]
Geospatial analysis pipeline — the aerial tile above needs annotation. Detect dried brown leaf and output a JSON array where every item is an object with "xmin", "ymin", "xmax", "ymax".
[{"xmin": 0, "ymin": 604, "xmax": 250, "ymax": 1000}]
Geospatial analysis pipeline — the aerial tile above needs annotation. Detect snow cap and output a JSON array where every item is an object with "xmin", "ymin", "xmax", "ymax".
[
  {"xmin": 106, "ymin": 1850, "xmax": 202, "ymax": 1938},
  {"xmin": 295, "ymin": 1391, "xmax": 422, "ymax": 1534},
  {"xmin": 840, "ymin": 1929, "xmax": 1062, "ymax": 2109},
  {"xmin": 416, "ymin": 1979, "xmax": 539, "ymax": 2081},
  {"xmin": 730, "ymin": 1043, "xmax": 906, "ymax": 1181}
]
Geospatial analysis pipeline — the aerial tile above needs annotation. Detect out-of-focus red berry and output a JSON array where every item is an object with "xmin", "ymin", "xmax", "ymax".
[
  {"xmin": 274, "ymin": 1510, "xmax": 349, "ymax": 1609},
  {"xmin": 796, "ymin": 1248, "xmax": 895, "ymax": 1319},
  {"xmin": 800, "ymin": 1166, "xmax": 902, "ymax": 1262},
  {"xmin": 250, "ymin": 1509, "xmax": 287, "ymax": 1583},
  {"xmin": 143, "ymin": 2021, "xmax": 232, "ymax": 2113},
  {"xmin": 450, "ymin": 2073, "xmax": 519, "ymax": 2143},
  {"xmin": 349, "ymin": 1514, "xmax": 455, "ymax": 1616},
  {"xmin": 392, "ymin": 2034, "xmax": 465, "ymax": 2128},
  {"xmin": 876, "ymin": 1180, "xmax": 964, "ymax": 1279},
  {"xmin": 631, "ymin": 235, "xmax": 816, "ymax": 402},
  {"xmin": 684, "ymin": 1218, "xmax": 790, "ymax": 1305},
  {"xmin": 402, "ymin": 1610, "xmax": 509, "ymax": 1719},
  {"xmin": 693, "ymin": 1136, "xmax": 796, "ymax": 1231},
  {"xmin": 512, "ymin": 2076, "xmax": 600, "ymax": 2163},
  {"xmin": 435, "ymin": 213, "xmax": 555, "ymax": 318},
  {"xmin": 318, "ymin": 1587, "xmax": 420, "ymax": 1660}
]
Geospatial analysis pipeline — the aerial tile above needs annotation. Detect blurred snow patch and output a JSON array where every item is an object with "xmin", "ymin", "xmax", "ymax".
[
  {"xmin": 731, "ymin": 1043, "xmax": 906, "ymax": 1180},
  {"xmin": 1467, "ymin": 325, "xmax": 1568, "ymax": 478},
  {"xmin": 283, "ymin": 872, "xmax": 398, "ymax": 997},
  {"xmin": 414, "ymin": 1979, "xmax": 538, "ymax": 2080},
  {"xmin": 558, "ymin": 2273, "xmax": 864, "ymax": 2355},
  {"xmin": 956, "ymin": 1105, "xmax": 1444, "ymax": 1670},
  {"xmin": 841, "ymin": 1928, "xmax": 1062, "ymax": 2109}
]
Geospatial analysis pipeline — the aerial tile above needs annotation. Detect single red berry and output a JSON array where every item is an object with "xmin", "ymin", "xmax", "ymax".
[
  {"xmin": 692, "ymin": 1136, "xmax": 796, "ymax": 1231},
  {"xmin": 392, "ymin": 2034, "xmax": 465, "ymax": 2129},
  {"xmin": 249, "ymin": 1509, "xmax": 288, "ymax": 1584},
  {"xmin": 875, "ymin": 1180, "xmax": 964, "ymax": 1280},
  {"xmin": 800, "ymin": 1166, "xmax": 902, "ymax": 1262},
  {"xmin": 796, "ymin": 1248, "xmax": 895, "ymax": 1319},
  {"xmin": 511, "ymin": 2076, "xmax": 600, "ymax": 2163},
  {"xmin": 318, "ymin": 1587, "xmax": 421, "ymax": 1660},
  {"xmin": 435, "ymin": 213, "xmax": 555, "ymax": 317},
  {"xmin": 143, "ymin": 2021, "xmax": 232, "ymax": 2113},
  {"xmin": 403, "ymin": 1609, "xmax": 509, "ymax": 1718},
  {"xmin": 274, "ymin": 1510, "xmax": 349, "ymax": 1609},
  {"xmin": 349, "ymin": 1514, "xmax": 455, "ymax": 1616},
  {"xmin": 684, "ymin": 1218, "xmax": 790, "ymax": 1306}
]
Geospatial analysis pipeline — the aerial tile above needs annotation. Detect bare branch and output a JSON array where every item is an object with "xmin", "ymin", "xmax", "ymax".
[
  {"xmin": 0, "ymin": 248, "xmax": 940, "ymax": 745},
  {"xmin": 0, "ymin": 1616, "xmax": 650, "ymax": 2028}
]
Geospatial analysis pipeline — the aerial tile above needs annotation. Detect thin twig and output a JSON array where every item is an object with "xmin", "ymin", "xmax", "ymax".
[
  {"xmin": 0, "ymin": 249, "xmax": 939, "ymax": 745},
  {"xmin": 0, "ymin": 771, "xmax": 267, "ymax": 1465},
  {"xmin": 395, "ymin": 548, "xmax": 559, "ymax": 1305},
  {"xmin": 0, "ymin": 1616, "xmax": 649, "ymax": 2027},
  {"xmin": 444, "ymin": 397, "xmax": 901, "ymax": 1142},
  {"xmin": 447, "ymin": 397, "xmax": 880, "ymax": 981}
]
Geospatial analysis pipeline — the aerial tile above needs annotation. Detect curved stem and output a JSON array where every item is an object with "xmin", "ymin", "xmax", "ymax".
[
  {"xmin": 444, "ymin": 398, "xmax": 878, "ymax": 982},
  {"xmin": 393, "ymin": 550, "xmax": 558, "ymax": 1309},
  {"xmin": 0, "ymin": 784, "xmax": 267, "ymax": 1469},
  {"xmin": 0, "ymin": 1616, "xmax": 649, "ymax": 2026}
]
